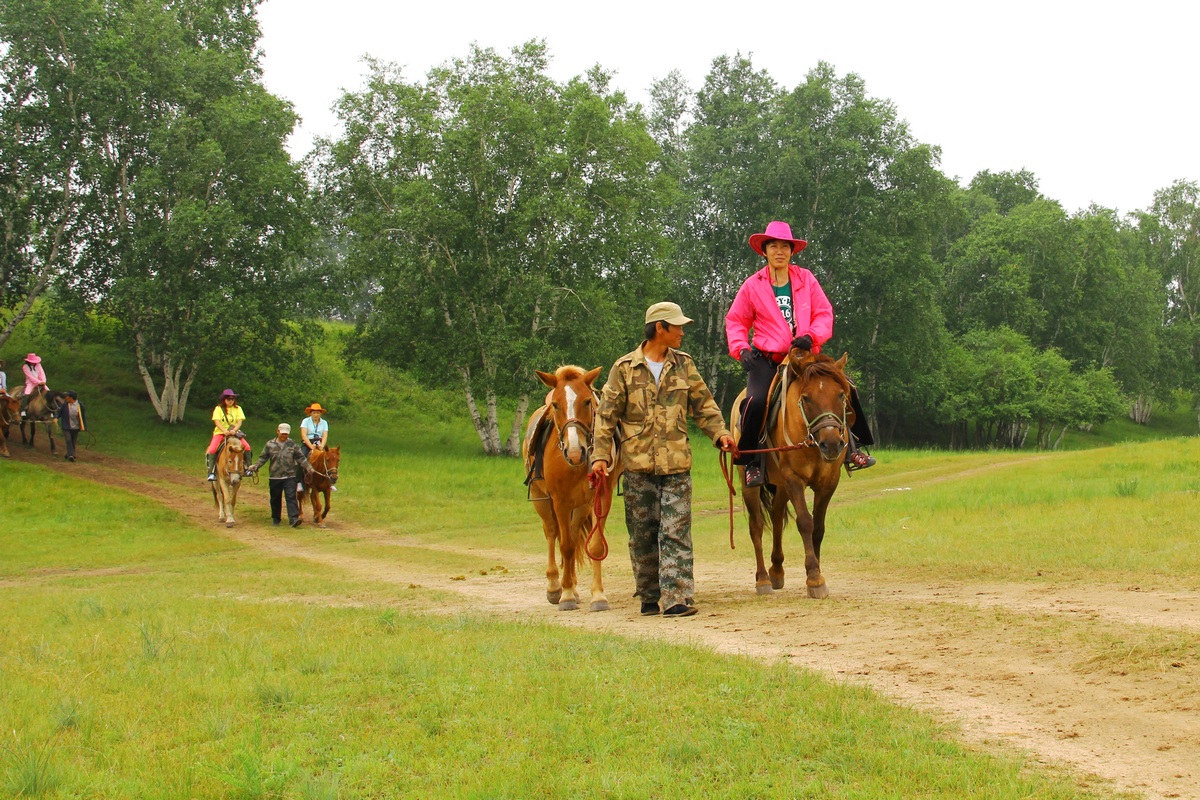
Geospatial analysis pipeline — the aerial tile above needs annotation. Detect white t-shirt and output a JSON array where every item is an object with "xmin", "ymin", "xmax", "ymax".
[{"xmin": 645, "ymin": 357, "xmax": 664, "ymax": 384}]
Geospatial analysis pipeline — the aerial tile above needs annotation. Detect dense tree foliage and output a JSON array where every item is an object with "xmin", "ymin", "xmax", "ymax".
[
  {"xmin": 4, "ymin": 13, "xmax": 1197, "ymax": 449},
  {"xmin": 0, "ymin": 0, "xmax": 312, "ymax": 421}
]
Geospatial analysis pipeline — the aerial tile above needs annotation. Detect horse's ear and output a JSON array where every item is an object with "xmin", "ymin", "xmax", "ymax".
[
  {"xmin": 583, "ymin": 366, "xmax": 602, "ymax": 387},
  {"xmin": 836, "ymin": 353, "xmax": 848, "ymax": 371},
  {"xmin": 535, "ymin": 370, "xmax": 557, "ymax": 388}
]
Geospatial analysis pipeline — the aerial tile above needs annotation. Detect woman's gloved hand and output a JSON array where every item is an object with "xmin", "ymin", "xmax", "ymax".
[
  {"xmin": 739, "ymin": 349, "xmax": 757, "ymax": 371},
  {"xmin": 791, "ymin": 334, "xmax": 813, "ymax": 352}
]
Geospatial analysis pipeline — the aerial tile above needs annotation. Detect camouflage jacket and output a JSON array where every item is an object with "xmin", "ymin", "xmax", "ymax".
[
  {"xmin": 592, "ymin": 344, "xmax": 731, "ymax": 475},
  {"xmin": 252, "ymin": 438, "xmax": 314, "ymax": 480}
]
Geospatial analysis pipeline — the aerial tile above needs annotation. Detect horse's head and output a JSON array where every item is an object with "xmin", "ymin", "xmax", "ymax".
[
  {"xmin": 321, "ymin": 446, "xmax": 340, "ymax": 485},
  {"xmin": 786, "ymin": 352, "xmax": 854, "ymax": 462},
  {"xmin": 535, "ymin": 365, "xmax": 603, "ymax": 467},
  {"xmin": 223, "ymin": 436, "xmax": 246, "ymax": 485}
]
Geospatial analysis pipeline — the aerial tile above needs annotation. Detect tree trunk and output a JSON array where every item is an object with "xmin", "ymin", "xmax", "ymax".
[
  {"xmin": 458, "ymin": 366, "xmax": 499, "ymax": 455},
  {"xmin": 505, "ymin": 392, "xmax": 530, "ymax": 456},
  {"xmin": 1129, "ymin": 394, "xmax": 1153, "ymax": 425},
  {"xmin": 134, "ymin": 334, "xmax": 197, "ymax": 423}
]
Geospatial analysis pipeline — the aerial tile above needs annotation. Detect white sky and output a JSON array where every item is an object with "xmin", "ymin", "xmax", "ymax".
[{"xmin": 258, "ymin": 0, "xmax": 1197, "ymax": 215}]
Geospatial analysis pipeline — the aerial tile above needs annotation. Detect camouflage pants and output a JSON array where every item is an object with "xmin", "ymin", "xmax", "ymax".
[{"xmin": 622, "ymin": 471, "xmax": 693, "ymax": 609}]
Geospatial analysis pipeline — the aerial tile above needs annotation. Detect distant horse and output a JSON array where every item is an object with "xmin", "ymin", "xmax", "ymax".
[
  {"xmin": 210, "ymin": 434, "xmax": 248, "ymax": 527},
  {"xmin": 732, "ymin": 349, "xmax": 853, "ymax": 598},
  {"xmin": 0, "ymin": 393, "xmax": 19, "ymax": 457},
  {"xmin": 523, "ymin": 365, "xmax": 620, "ymax": 611},
  {"xmin": 13, "ymin": 388, "xmax": 65, "ymax": 454},
  {"xmin": 297, "ymin": 446, "xmax": 340, "ymax": 526}
]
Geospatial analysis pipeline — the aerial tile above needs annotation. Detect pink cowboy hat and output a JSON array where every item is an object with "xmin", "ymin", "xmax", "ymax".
[
  {"xmin": 748, "ymin": 220, "xmax": 808, "ymax": 257},
  {"xmin": 25, "ymin": 353, "xmax": 41, "ymax": 364}
]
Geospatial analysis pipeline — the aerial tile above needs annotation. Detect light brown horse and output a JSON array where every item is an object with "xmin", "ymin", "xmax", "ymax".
[
  {"xmin": 733, "ymin": 350, "xmax": 853, "ymax": 598},
  {"xmin": 523, "ymin": 365, "xmax": 619, "ymax": 612},
  {"xmin": 0, "ymin": 392, "xmax": 19, "ymax": 457},
  {"xmin": 297, "ymin": 446, "xmax": 340, "ymax": 526},
  {"xmin": 210, "ymin": 434, "xmax": 248, "ymax": 527}
]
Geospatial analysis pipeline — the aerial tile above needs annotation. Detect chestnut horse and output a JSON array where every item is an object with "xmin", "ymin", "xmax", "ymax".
[
  {"xmin": 0, "ymin": 393, "xmax": 19, "ymax": 457},
  {"xmin": 523, "ymin": 365, "xmax": 620, "ymax": 611},
  {"xmin": 733, "ymin": 350, "xmax": 853, "ymax": 598},
  {"xmin": 210, "ymin": 434, "xmax": 248, "ymax": 527},
  {"xmin": 297, "ymin": 446, "xmax": 340, "ymax": 526}
]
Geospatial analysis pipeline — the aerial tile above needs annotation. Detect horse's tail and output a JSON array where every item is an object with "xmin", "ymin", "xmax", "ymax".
[{"xmin": 759, "ymin": 481, "xmax": 790, "ymax": 526}]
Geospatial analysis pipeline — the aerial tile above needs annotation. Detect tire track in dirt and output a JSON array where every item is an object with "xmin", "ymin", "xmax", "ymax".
[{"xmin": 12, "ymin": 443, "xmax": 1200, "ymax": 800}]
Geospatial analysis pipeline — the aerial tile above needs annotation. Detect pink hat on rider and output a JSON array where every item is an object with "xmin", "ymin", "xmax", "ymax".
[
  {"xmin": 220, "ymin": 388, "xmax": 238, "ymax": 399},
  {"xmin": 749, "ymin": 220, "xmax": 808, "ymax": 257},
  {"xmin": 25, "ymin": 353, "xmax": 41, "ymax": 364}
]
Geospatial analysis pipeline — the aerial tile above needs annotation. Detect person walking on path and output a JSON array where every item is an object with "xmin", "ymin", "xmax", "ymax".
[
  {"xmin": 55, "ymin": 390, "xmax": 86, "ymax": 462},
  {"xmin": 248, "ymin": 423, "xmax": 315, "ymax": 527},
  {"xmin": 590, "ymin": 302, "xmax": 734, "ymax": 618},
  {"xmin": 725, "ymin": 220, "xmax": 875, "ymax": 487}
]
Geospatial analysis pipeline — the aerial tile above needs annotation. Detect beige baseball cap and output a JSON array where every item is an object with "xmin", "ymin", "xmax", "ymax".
[
  {"xmin": 277, "ymin": 423, "xmax": 291, "ymax": 434},
  {"xmin": 644, "ymin": 301, "xmax": 693, "ymax": 326}
]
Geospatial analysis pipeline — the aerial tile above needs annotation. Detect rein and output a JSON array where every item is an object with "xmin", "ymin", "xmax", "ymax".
[
  {"xmin": 585, "ymin": 470, "xmax": 611, "ymax": 561},
  {"xmin": 554, "ymin": 417, "xmax": 593, "ymax": 467}
]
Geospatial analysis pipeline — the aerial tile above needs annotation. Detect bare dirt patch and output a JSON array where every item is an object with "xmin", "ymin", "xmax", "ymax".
[{"xmin": 17, "ymin": 443, "xmax": 1200, "ymax": 800}]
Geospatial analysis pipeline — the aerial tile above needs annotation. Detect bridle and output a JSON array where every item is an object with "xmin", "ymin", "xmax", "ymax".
[
  {"xmin": 221, "ymin": 435, "xmax": 246, "ymax": 475},
  {"xmin": 549, "ymin": 390, "xmax": 594, "ymax": 468},
  {"xmin": 310, "ymin": 450, "xmax": 339, "ymax": 484}
]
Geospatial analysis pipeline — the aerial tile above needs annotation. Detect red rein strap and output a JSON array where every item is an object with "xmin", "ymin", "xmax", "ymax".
[{"xmin": 586, "ymin": 471, "xmax": 611, "ymax": 561}]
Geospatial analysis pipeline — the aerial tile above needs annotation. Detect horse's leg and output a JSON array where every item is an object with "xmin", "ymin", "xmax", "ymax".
[
  {"xmin": 741, "ymin": 481, "xmax": 773, "ymax": 595},
  {"xmin": 555, "ymin": 504, "xmax": 580, "ymax": 611},
  {"xmin": 584, "ymin": 510, "xmax": 609, "ymax": 612},
  {"xmin": 226, "ymin": 484, "xmax": 237, "ymax": 528},
  {"xmin": 47, "ymin": 426, "xmax": 56, "ymax": 455},
  {"xmin": 320, "ymin": 488, "xmax": 330, "ymax": 522},
  {"xmin": 532, "ymin": 486, "xmax": 562, "ymax": 605},
  {"xmin": 21, "ymin": 420, "xmax": 30, "ymax": 447},
  {"xmin": 783, "ymin": 476, "xmax": 826, "ymax": 599},
  {"xmin": 768, "ymin": 488, "xmax": 790, "ymax": 590}
]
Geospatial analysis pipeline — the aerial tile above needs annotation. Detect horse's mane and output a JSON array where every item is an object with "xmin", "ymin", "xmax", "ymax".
[
  {"xmin": 554, "ymin": 365, "xmax": 588, "ymax": 382},
  {"xmin": 791, "ymin": 354, "xmax": 852, "ymax": 393}
]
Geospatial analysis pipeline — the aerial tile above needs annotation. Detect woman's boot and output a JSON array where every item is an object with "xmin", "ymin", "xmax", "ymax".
[{"xmin": 206, "ymin": 452, "xmax": 217, "ymax": 481}]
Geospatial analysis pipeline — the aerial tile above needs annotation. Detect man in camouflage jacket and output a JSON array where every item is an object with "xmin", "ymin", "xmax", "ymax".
[
  {"xmin": 249, "ymin": 423, "xmax": 315, "ymax": 527},
  {"xmin": 591, "ymin": 302, "xmax": 734, "ymax": 618}
]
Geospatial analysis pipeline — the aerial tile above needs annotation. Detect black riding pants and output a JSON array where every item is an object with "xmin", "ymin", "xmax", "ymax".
[
  {"xmin": 269, "ymin": 477, "xmax": 300, "ymax": 525},
  {"xmin": 735, "ymin": 354, "xmax": 778, "ymax": 465}
]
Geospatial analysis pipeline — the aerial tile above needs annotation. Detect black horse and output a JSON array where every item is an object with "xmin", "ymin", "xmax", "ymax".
[{"xmin": 12, "ymin": 388, "xmax": 65, "ymax": 454}]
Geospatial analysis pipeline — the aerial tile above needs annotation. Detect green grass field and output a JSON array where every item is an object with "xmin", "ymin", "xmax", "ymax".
[{"xmin": 5, "ymin": 319, "xmax": 1193, "ymax": 797}]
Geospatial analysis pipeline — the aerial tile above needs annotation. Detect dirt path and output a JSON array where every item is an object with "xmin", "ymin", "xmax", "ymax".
[{"xmin": 15, "ymin": 444, "xmax": 1200, "ymax": 800}]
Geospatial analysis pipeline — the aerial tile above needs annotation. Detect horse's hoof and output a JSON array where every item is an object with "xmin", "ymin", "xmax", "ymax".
[
  {"xmin": 225, "ymin": 521, "xmax": 234, "ymax": 528},
  {"xmin": 807, "ymin": 583, "xmax": 829, "ymax": 599},
  {"xmin": 770, "ymin": 575, "xmax": 785, "ymax": 590},
  {"xmin": 547, "ymin": 590, "xmax": 562, "ymax": 605},
  {"xmin": 558, "ymin": 599, "xmax": 578, "ymax": 611},
  {"xmin": 590, "ymin": 600, "xmax": 610, "ymax": 612},
  {"xmin": 755, "ymin": 583, "xmax": 774, "ymax": 596}
]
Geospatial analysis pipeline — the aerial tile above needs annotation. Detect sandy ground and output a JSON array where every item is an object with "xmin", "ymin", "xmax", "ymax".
[{"xmin": 12, "ymin": 442, "xmax": 1200, "ymax": 800}]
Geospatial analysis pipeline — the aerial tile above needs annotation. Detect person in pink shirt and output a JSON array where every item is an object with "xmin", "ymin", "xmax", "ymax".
[
  {"xmin": 725, "ymin": 221, "xmax": 874, "ymax": 486},
  {"xmin": 19, "ymin": 353, "xmax": 49, "ymax": 417}
]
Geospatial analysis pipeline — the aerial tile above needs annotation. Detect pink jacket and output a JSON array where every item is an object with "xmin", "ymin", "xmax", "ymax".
[
  {"xmin": 725, "ymin": 264, "xmax": 834, "ymax": 359},
  {"xmin": 23, "ymin": 363, "xmax": 47, "ymax": 395}
]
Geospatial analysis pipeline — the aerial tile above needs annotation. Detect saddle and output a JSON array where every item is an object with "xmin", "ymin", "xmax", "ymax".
[{"xmin": 523, "ymin": 405, "xmax": 553, "ymax": 486}]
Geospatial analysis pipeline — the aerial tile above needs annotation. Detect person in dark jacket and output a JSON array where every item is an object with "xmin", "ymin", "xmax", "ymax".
[
  {"xmin": 248, "ymin": 423, "xmax": 315, "ymax": 527},
  {"xmin": 55, "ymin": 390, "xmax": 86, "ymax": 462}
]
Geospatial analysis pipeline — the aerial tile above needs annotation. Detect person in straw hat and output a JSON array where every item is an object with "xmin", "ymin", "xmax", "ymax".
[
  {"xmin": 725, "ymin": 220, "xmax": 876, "ymax": 487},
  {"xmin": 590, "ymin": 301, "xmax": 734, "ymax": 618}
]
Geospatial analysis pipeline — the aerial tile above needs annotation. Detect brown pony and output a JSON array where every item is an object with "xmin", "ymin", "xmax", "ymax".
[
  {"xmin": 523, "ymin": 365, "xmax": 619, "ymax": 611},
  {"xmin": 13, "ymin": 388, "xmax": 64, "ymax": 454},
  {"xmin": 0, "ymin": 392, "xmax": 19, "ymax": 457},
  {"xmin": 297, "ymin": 446, "xmax": 340, "ymax": 526},
  {"xmin": 733, "ymin": 350, "xmax": 853, "ymax": 598},
  {"xmin": 210, "ymin": 434, "xmax": 248, "ymax": 527}
]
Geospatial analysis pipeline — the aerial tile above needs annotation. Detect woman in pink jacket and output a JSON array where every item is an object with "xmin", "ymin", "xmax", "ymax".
[{"xmin": 725, "ymin": 221, "xmax": 874, "ymax": 486}]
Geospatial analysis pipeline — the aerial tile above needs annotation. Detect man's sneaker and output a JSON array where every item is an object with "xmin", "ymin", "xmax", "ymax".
[
  {"xmin": 331, "ymin": 485, "xmax": 338, "ymax": 492},
  {"xmin": 744, "ymin": 463, "xmax": 765, "ymax": 487},
  {"xmin": 663, "ymin": 604, "xmax": 698, "ymax": 617},
  {"xmin": 846, "ymin": 450, "xmax": 876, "ymax": 472},
  {"xmin": 640, "ymin": 602, "xmax": 660, "ymax": 616},
  {"xmin": 291, "ymin": 519, "xmax": 302, "ymax": 528}
]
